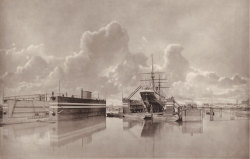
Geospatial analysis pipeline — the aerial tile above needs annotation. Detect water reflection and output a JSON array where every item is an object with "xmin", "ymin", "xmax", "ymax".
[
  {"xmin": 181, "ymin": 121, "xmax": 203, "ymax": 135},
  {"xmin": 140, "ymin": 119, "xmax": 203, "ymax": 137},
  {"xmin": 122, "ymin": 117, "xmax": 204, "ymax": 138},
  {"xmin": 141, "ymin": 120, "xmax": 163, "ymax": 137},
  {"xmin": 122, "ymin": 118, "xmax": 143, "ymax": 130},
  {"xmin": 0, "ymin": 109, "xmax": 248, "ymax": 158},
  {"xmin": 1, "ymin": 122, "xmax": 50, "ymax": 139},
  {"xmin": 50, "ymin": 116, "xmax": 106, "ymax": 147}
]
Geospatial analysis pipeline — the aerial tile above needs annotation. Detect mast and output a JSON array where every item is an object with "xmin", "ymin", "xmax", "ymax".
[
  {"xmin": 2, "ymin": 87, "xmax": 4, "ymax": 104},
  {"xmin": 151, "ymin": 55, "xmax": 155, "ymax": 90},
  {"xmin": 140, "ymin": 54, "xmax": 169, "ymax": 98},
  {"xmin": 122, "ymin": 88, "xmax": 123, "ymax": 99},
  {"xmin": 59, "ymin": 80, "xmax": 61, "ymax": 96},
  {"xmin": 158, "ymin": 74, "xmax": 161, "ymax": 99}
]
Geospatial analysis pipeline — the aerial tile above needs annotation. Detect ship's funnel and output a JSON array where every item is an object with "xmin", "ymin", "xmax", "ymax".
[{"xmin": 81, "ymin": 89, "xmax": 92, "ymax": 99}]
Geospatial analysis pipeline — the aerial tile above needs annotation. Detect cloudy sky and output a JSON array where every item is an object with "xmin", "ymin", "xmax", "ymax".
[{"xmin": 0, "ymin": 0, "xmax": 249, "ymax": 104}]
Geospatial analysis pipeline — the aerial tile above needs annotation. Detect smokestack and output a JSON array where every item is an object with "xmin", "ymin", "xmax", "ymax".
[{"xmin": 81, "ymin": 88, "xmax": 83, "ymax": 99}]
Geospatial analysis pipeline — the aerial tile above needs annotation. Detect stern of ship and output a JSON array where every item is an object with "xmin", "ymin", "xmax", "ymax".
[{"xmin": 140, "ymin": 90, "xmax": 164, "ymax": 113}]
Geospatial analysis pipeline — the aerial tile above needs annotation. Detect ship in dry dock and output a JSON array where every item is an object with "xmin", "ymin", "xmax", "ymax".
[
  {"xmin": 139, "ymin": 56, "xmax": 178, "ymax": 118},
  {"xmin": 122, "ymin": 56, "xmax": 175, "ymax": 115},
  {"xmin": 122, "ymin": 56, "xmax": 201, "ymax": 121}
]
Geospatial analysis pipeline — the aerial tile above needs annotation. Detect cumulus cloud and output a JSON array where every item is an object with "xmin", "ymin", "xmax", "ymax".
[
  {"xmin": 218, "ymin": 74, "xmax": 248, "ymax": 88},
  {"xmin": 155, "ymin": 44, "xmax": 249, "ymax": 103},
  {"xmin": 169, "ymin": 68, "xmax": 248, "ymax": 102},
  {"xmin": 163, "ymin": 44, "xmax": 190, "ymax": 83},
  {"xmin": 0, "ymin": 44, "xmax": 62, "ymax": 96},
  {"xmin": 57, "ymin": 21, "xmax": 148, "ymax": 97},
  {"xmin": 186, "ymin": 71, "xmax": 247, "ymax": 88},
  {"xmin": 170, "ymin": 81, "xmax": 214, "ymax": 99},
  {"xmin": 0, "ymin": 46, "xmax": 47, "ymax": 84},
  {"xmin": 216, "ymin": 86, "xmax": 248, "ymax": 100},
  {"xmin": 0, "ymin": 22, "xmax": 248, "ymax": 104},
  {"xmin": 0, "ymin": 21, "xmax": 148, "ymax": 101},
  {"xmin": 15, "ymin": 56, "xmax": 49, "ymax": 82},
  {"xmin": 63, "ymin": 21, "xmax": 130, "ymax": 79},
  {"xmin": 80, "ymin": 22, "xmax": 129, "ymax": 61},
  {"xmin": 110, "ymin": 53, "xmax": 148, "ymax": 87}
]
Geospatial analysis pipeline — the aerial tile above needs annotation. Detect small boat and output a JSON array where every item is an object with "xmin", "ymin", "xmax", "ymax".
[
  {"xmin": 106, "ymin": 112, "xmax": 123, "ymax": 117},
  {"xmin": 206, "ymin": 111, "xmax": 215, "ymax": 115},
  {"xmin": 144, "ymin": 113, "xmax": 153, "ymax": 120},
  {"xmin": 106, "ymin": 113, "xmax": 114, "ymax": 117}
]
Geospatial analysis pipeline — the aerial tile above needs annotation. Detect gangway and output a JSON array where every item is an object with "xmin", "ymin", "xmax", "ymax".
[
  {"xmin": 122, "ymin": 85, "xmax": 144, "ymax": 113},
  {"xmin": 127, "ymin": 85, "xmax": 142, "ymax": 100}
]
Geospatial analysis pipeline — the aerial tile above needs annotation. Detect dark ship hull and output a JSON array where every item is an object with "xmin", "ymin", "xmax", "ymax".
[
  {"xmin": 140, "ymin": 90, "xmax": 164, "ymax": 113},
  {"xmin": 49, "ymin": 96, "xmax": 106, "ymax": 121}
]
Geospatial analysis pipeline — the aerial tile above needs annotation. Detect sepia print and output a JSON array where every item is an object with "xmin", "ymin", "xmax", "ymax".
[{"xmin": 0, "ymin": 0, "xmax": 249, "ymax": 158}]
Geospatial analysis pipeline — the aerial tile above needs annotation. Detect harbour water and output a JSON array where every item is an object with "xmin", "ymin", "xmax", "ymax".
[{"xmin": 0, "ymin": 108, "xmax": 249, "ymax": 159}]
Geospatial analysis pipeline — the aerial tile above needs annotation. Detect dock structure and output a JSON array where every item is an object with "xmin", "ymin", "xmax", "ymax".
[
  {"xmin": 49, "ymin": 91, "xmax": 106, "ymax": 121},
  {"xmin": 182, "ymin": 108, "xmax": 203, "ymax": 122},
  {"xmin": 122, "ymin": 99, "xmax": 145, "ymax": 113},
  {"xmin": 1, "ymin": 90, "xmax": 107, "ymax": 123},
  {"xmin": 164, "ymin": 97, "xmax": 175, "ymax": 114},
  {"xmin": 2, "ymin": 94, "xmax": 50, "ymax": 124},
  {"xmin": 122, "ymin": 86, "xmax": 145, "ymax": 113},
  {"xmin": 3, "ymin": 94, "xmax": 48, "ymax": 101}
]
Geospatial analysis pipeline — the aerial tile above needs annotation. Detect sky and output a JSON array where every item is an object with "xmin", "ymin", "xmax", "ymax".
[{"xmin": 0, "ymin": 0, "xmax": 249, "ymax": 104}]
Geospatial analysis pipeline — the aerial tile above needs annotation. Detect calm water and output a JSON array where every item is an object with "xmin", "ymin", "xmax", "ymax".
[{"xmin": 0, "ymin": 109, "xmax": 249, "ymax": 159}]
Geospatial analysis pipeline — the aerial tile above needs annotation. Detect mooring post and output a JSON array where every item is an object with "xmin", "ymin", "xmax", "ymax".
[{"xmin": 210, "ymin": 107, "xmax": 214, "ymax": 121}]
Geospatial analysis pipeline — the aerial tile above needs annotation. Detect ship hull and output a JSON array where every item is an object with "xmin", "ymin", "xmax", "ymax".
[
  {"xmin": 140, "ymin": 91, "xmax": 164, "ymax": 113},
  {"xmin": 49, "ymin": 96, "xmax": 106, "ymax": 121}
]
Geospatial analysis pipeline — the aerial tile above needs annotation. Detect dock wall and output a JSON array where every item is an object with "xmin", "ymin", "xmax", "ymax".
[
  {"xmin": 182, "ymin": 109, "xmax": 203, "ymax": 122},
  {"xmin": 3, "ymin": 100, "xmax": 50, "ymax": 124}
]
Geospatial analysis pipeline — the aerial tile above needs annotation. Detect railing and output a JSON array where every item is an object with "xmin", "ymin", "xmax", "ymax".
[
  {"xmin": 4, "ymin": 94, "xmax": 49, "ymax": 101},
  {"xmin": 4, "ymin": 93, "xmax": 106, "ymax": 102}
]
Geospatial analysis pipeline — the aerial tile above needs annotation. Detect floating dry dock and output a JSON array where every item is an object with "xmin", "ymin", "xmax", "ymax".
[
  {"xmin": 49, "ymin": 94, "xmax": 106, "ymax": 121},
  {"xmin": 2, "ymin": 90, "xmax": 106, "ymax": 124},
  {"xmin": 2, "ymin": 94, "xmax": 50, "ymax": 124}
]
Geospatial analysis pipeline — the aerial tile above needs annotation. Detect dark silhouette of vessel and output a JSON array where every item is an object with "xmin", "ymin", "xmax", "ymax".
[{"xmin": 140, "ymin": 56, "xmax": 169, "ymax": 114}]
